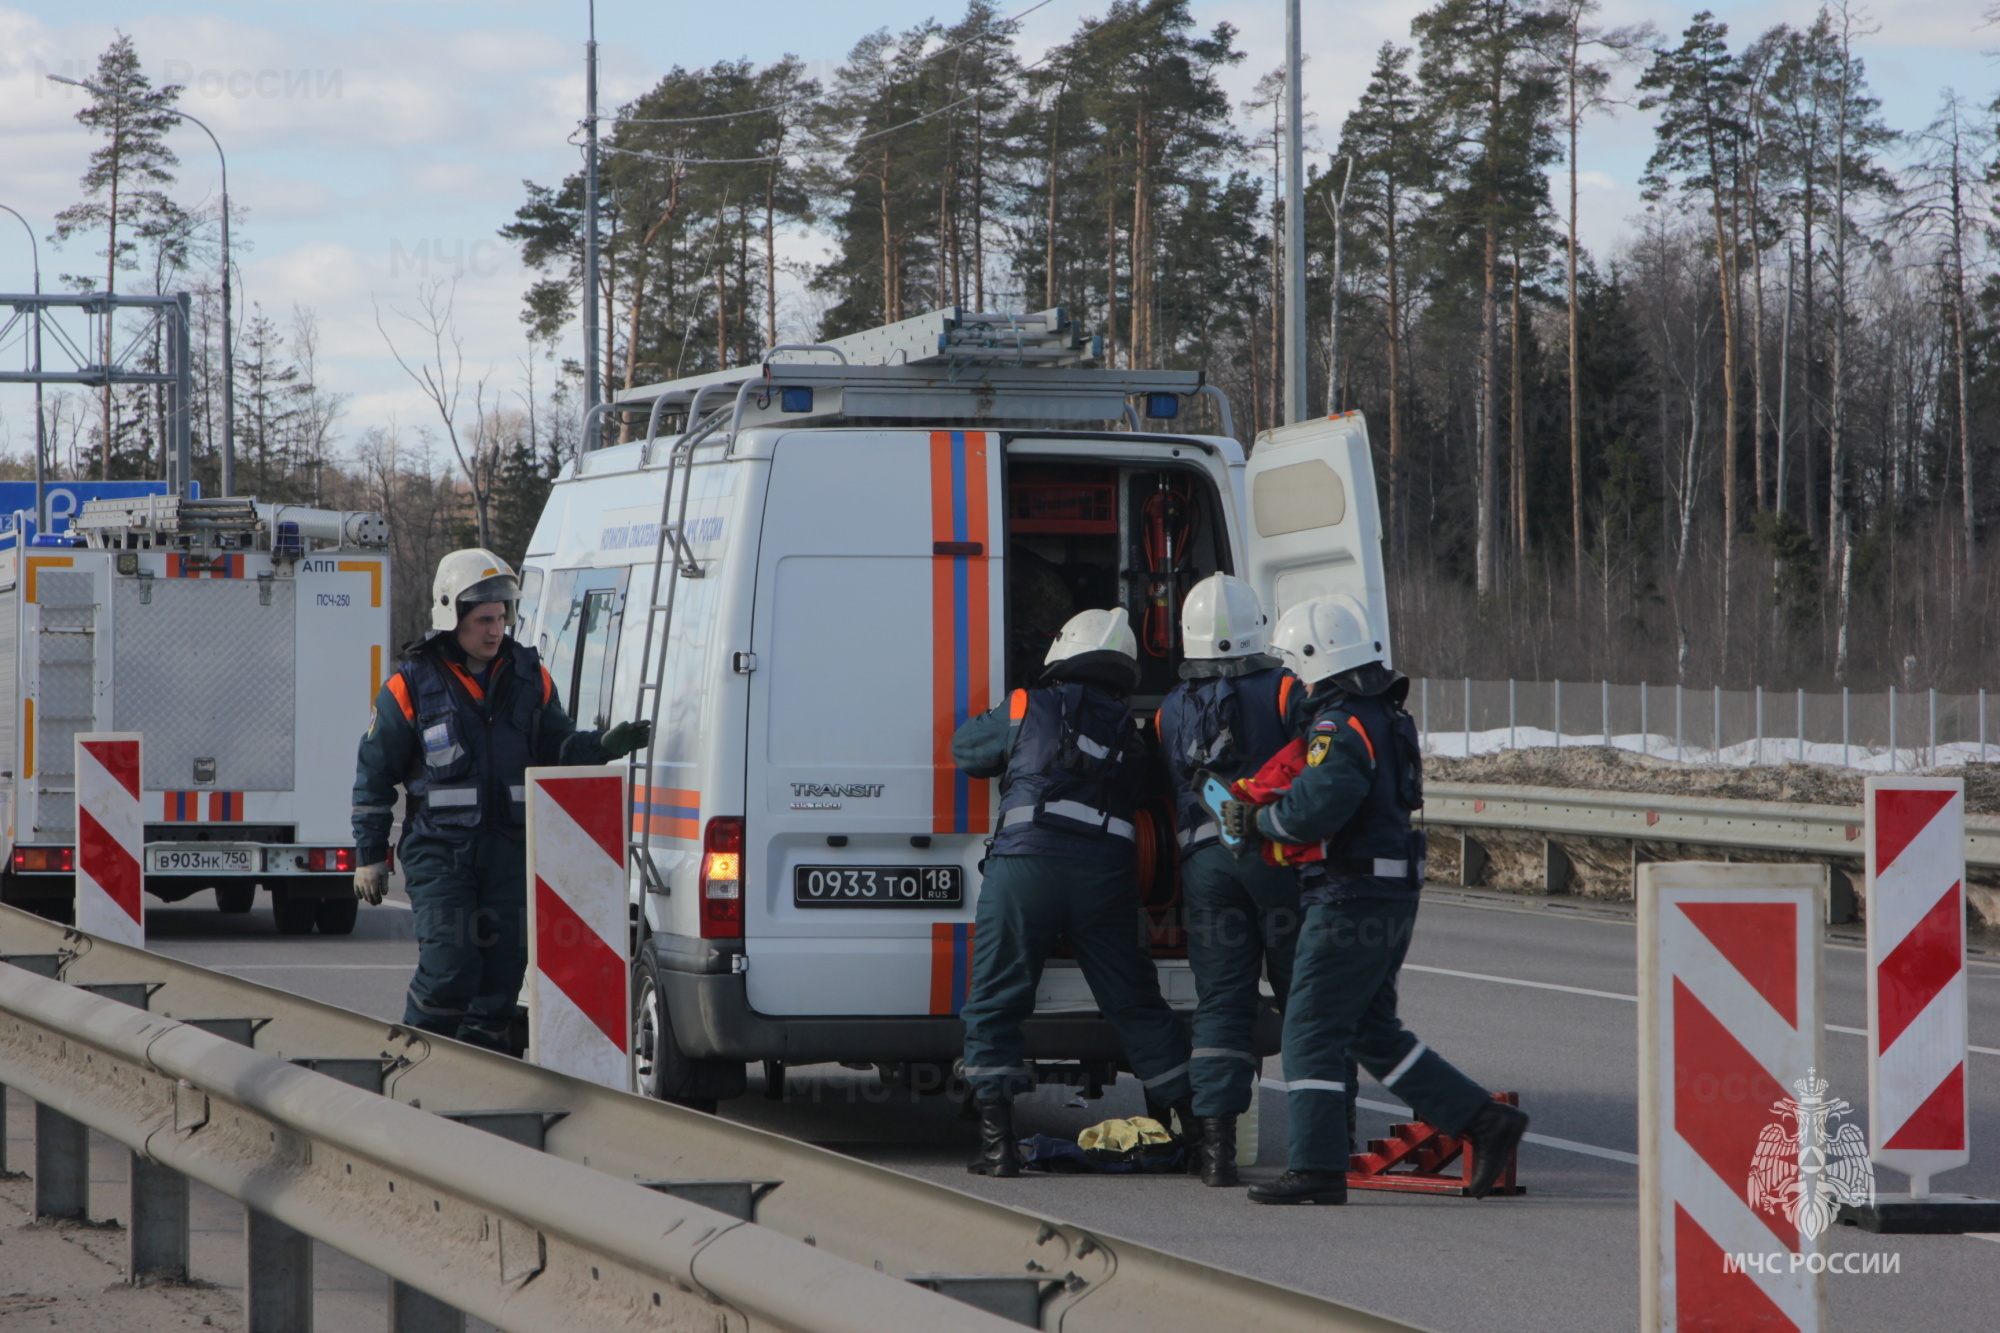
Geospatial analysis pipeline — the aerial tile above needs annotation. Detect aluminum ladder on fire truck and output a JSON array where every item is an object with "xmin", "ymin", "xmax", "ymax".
[{"xmin": 618, "ymin": 307, "xmax": 1109, "ymax": 892}]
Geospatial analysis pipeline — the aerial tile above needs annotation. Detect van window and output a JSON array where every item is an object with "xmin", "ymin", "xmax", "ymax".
[
  {"xmin": 571, "ymin": 589, "xmax": 616, "ymax": 729},
  {"xmin": 540, "ymin": 568, "xmax": 629, "ymax": 729}
]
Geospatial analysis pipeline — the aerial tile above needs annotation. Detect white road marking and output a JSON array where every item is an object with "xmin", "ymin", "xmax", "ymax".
[
  {"xmin": 1256, "ymin": 1077, "xmax": 1641, "ymax": 1166},
  {"xmin": 1402, "ymin": 963, "xmax": 1635, "ymax": 1003},
  {"xmin": 1402, "ymin": 963, "xmax": 2000, "ymax": 1057}
]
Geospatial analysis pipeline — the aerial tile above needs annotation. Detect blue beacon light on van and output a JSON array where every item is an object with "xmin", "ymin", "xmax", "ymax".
[
  {"xmin": 1144, "ymin": 392, "xmax": 1181, "ymax": 420},
  {"xmin": 781, "ymin": 387, "xmax": 814, "ymax": 413}
]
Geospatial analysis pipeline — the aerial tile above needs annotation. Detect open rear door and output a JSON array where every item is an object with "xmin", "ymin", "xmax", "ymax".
[{"xmin": 1240, "ymin": 412, "xmax": 1391, "ymax": 663}]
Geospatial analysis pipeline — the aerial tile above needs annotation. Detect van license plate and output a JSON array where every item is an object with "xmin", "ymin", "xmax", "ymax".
[
  {"xmin": 794, "ymin": 865, "xmax": 963, "ymax": 907},
  {"xmin": 148, "ymin": 847, "xmax": 255, "ymax": 874}
]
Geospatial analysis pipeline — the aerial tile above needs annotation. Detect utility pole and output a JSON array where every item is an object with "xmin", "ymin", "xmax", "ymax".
[
  {"xmin": 1321, "ymin": 157, "xmax": 1353, "ymax": 414},
  {"xmin": 583, "ymin": 0, "xmax": 601, "ymax": 445},
  {"xmin": 0, "ymin": 204, "xmax": 48, "ymax": 529},
  {"xmin": 1282, "ymin": 0, "xmax": 1307, "ymax": 425}
]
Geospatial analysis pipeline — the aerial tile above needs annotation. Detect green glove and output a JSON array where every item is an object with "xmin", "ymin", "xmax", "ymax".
[{"xmin": 601, "ymin": 719, "xmax": 652, "ymax": 759}]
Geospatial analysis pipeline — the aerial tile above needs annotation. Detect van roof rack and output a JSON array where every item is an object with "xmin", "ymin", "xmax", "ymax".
[{"xmin": 609, "ymin": 307, "xmax": 1231, "ymax": 438}]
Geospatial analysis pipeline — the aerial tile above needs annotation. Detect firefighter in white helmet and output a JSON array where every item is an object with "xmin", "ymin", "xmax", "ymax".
[
  {"xmin": 1155, "ymin": 574, "xmax": 1303, "ymax": 1185},
  {"xmin": 1218, "ymin": 594, "xmax": 1528, "ymax": 1203},
  {"xmin": 950, "ymin": 607, "xmax": 1194, "ymax": 1177},
  {"xmin": 350, "ymin": 549, "xmax": 651, "ymax": 1052}
]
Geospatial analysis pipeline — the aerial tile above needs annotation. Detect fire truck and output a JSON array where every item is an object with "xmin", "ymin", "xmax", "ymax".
[
  {"xmin": 0, "ymin": 494, "xmax": 391, "ymax": 934},
  {"xmin": 521, "ymin": 306, "xmax": 1386, "ymax": 1106}
]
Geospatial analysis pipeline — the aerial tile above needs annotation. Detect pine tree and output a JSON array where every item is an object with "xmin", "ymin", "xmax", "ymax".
[
  {"xmin": 1640, "ymin": 11, "xmax": 1750, "ymax": 663},
  {"xmin": 1337, "ymin": 44, "xmax": 1437, "ymax": 555},
  {"xmin": 51, "ymin": 33, "xmax": 184, "ymax": 478},
  {"xmin": 1413, "ymin": 0, "xmax": 1563, "ymax": 597}
]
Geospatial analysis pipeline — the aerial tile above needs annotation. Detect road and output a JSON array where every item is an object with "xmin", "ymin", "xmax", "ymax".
[{"xmin": 121, "ymin": 882, "xmax": 2000, "ymax": 1333}]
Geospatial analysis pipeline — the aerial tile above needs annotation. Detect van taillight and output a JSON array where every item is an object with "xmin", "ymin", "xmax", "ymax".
[
  {"xmin": 12, "ymin": 846, "xmax": 73, "ymax": 873},
  {"xmin": 307, "ymin": 848, "xmax": 355, "ymax": 873},
  {"xmin": 698, "ymin": 817, "xmax": 744, "ymax": 939}
]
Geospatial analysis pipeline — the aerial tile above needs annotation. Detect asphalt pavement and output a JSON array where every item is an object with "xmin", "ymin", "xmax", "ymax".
[{"xmin": 135, "ymin": 883, "xmax": 2000, "ymax": 1333}]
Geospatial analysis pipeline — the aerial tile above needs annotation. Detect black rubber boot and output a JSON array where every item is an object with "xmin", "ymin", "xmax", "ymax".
[
  {"xmin": 967, "ymin": 1098, "xmax": 1022, "ymax": 1177},
  {"xmin": 1461, "ymin": 1099, "xmax": 1529, "ymax": 1199},
  {"xmin": 1193, "ymin": 1117, "xmax": 1239, "ymax": 1187},
  {"xmin": 1246, "ymin": 1169, "xmax": 1348, "ymax": 1205}
]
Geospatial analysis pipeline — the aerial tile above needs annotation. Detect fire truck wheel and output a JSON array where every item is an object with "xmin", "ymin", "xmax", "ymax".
[
  {"xmin": 271, "ymin": 883, "xmax": 318, "ymax": 935},
  {"xmin": 214, "ymin": 883, "xmax": 256, "ymax": 914},
  {"xmin": 315, "ymin": 896, "xmax": 359, "ymax": 935}
]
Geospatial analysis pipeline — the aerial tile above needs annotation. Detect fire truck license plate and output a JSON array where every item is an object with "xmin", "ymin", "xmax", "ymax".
[
  {"xmin": 793, "ymin": 866, "xmax": 963, "ymax": 907},
  {"xmin": 148, "ymin": 847, "xmax": 255, "ymax": 873}
]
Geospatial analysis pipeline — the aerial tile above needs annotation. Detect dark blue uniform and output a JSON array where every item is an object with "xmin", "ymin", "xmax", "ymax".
[
  {"xmin": 1159, "ymin": 661, "xmax": 1302, "ymax": 1117},
  {"xmin": 1255, "ymin": 678, "xmax": 1494, "ymax": 1172},
  {"xmin": 353, "ymin": 637, "xmax": 609, "ymax": 1050},
  {"xmin": 952, "ymin": 682, "xmax": 1192, "ymax": 1104}
]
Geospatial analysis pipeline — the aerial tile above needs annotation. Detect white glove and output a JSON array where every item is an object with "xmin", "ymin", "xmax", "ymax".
[{"xmin": 353, "ymin": 862, "xmax": 389, "ymax": 905}]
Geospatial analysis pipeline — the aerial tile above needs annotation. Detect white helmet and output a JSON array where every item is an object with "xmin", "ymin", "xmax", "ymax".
[
  {"xmin": 1180, "ymin": 573, "xmax": 1268, "ymax": 659},
  {"xmin": 431, "ymin": 548, "xmax": 520, "ymax": 632},
  {"xmin": 1270, "ymin": 594, "xmax": 1382, "ymax": 686},
  {"xmin": 1045, "ymin": 606, "xmax": 1137, "ymax": 666}
]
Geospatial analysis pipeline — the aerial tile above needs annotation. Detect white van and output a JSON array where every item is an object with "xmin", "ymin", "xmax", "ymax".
[{"xmin": 518, "ymin": 309, "xmax": 1387, "ymax": 1107}]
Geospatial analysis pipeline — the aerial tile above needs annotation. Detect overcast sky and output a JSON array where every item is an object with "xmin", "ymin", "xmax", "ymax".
[{"xmin": 0, "ymin": 0, "xmax": 1991, "ymax": 460}]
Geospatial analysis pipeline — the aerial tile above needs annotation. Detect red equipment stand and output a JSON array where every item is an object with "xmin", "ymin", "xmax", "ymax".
[{"xmin": 1346, "ymin": 1092, "xmax": 1526, "ymax": 1197}]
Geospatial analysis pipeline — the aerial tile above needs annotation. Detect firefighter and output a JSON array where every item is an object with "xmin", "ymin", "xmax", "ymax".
[
  {"xmin": 350, "ymin": 549, "xmax": 651, "ymax": 1052},
  {"xmin": 1156, "ymin": 574, "xmax": 1302, "ymax": 1186},
  {"xmin": 1220, "ymin": 594, "xmax": 1528, "ymax": 1204},
  {"xmin": 952, "ymin": 607, "xmax": 1194, "ymax": 1177}
]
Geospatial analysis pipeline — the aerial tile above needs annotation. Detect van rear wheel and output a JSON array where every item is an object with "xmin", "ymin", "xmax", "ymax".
[{"xmin": 632, "ymin": 945, "xmax": 742, "ymax": 1110}]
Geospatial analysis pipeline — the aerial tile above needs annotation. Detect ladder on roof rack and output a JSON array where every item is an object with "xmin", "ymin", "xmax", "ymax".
[{"xmin": 623, "ymin": 399, "xmax": 729, "ymax": 900}]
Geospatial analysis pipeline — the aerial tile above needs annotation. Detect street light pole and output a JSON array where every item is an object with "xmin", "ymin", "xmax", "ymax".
[
  {"xmin": 49, "ymin": 73, "xmax": 230, "ymax": 499},
  {"xmin": 583, "ymin": 0, "xmax": 601, "ymax": 444},
  {"xmin": 1282, "ymin": 0, "xmax": 1307, "ymax": 425},
  {"xmin": 0, "ymin": 204, "xmax": 49, "ymax": 530}
]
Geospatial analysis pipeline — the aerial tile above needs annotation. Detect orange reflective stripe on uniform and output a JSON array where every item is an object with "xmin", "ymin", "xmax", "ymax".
[
  {"xmin": 444, "ymin": 661, "xmax": 486, "ymax": 702},
  {"xmin": 1278, "ymin": 675, "xmax": 1295, "ymax": 718},
  {"xmin": 1346, "ymin": 715, "xmax": 1376, "ymax": 763},
  {"xmin": 1009, "ymin": 688, "xmax": 1029, "ymax": 721},
  {"xmin": 386, "ymin": 672, "xmax": 416, "ymax": 722},
  {"xmin": 539, "ymin": 665, "xmax": 554, "ymax": 705}
]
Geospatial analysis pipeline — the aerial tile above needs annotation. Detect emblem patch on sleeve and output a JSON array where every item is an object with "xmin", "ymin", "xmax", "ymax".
[{"xmin": 1306, "ymin": 734, "xmax": 1331, "ymax": 766}]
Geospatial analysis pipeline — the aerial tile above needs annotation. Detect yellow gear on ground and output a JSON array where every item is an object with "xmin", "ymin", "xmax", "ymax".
[{"xmin": 1077, "ymin": 1116, "xmax": 1174, "ymax": 1156}]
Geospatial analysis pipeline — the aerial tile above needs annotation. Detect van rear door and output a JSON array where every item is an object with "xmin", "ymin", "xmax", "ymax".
[
  {"xmin": 1240, "ymin": 413, "xmax": 1391, "ymax": 661},
  {"xmin": 743, "ymin": 429, "xmax": 1003, "ymax": 1017}
]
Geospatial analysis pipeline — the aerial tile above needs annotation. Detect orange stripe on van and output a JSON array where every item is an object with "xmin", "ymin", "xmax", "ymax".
[{"xmin": 930, "ymin": 431, "xmax": 993, "ymax": 835}]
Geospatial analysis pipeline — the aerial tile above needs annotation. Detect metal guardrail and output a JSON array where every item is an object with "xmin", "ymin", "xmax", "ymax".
[
  {"xmin": 0, "ymin": 905, "xmax": 1423, "ymax": 1333},
  {"xmin": 1420, "ymin": 781, "xmax": 2000, "ymax": 869}
]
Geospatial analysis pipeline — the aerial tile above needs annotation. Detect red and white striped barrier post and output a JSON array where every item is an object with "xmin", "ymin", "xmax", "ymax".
[
  {"xmin": 1857, "ymin": 778, "xmax": 2000, "ymax": 1231},
  {"xmin": 74, "ymin": 733, "xmax": 144, "ymax": 947},
  {"xmin": 524, "ymin": 768, "xmax": 630, "ymax": 1089},
  {"xmin": 1639, "ymin": 862, "xmax": 1830, "ymax": 1333}
]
